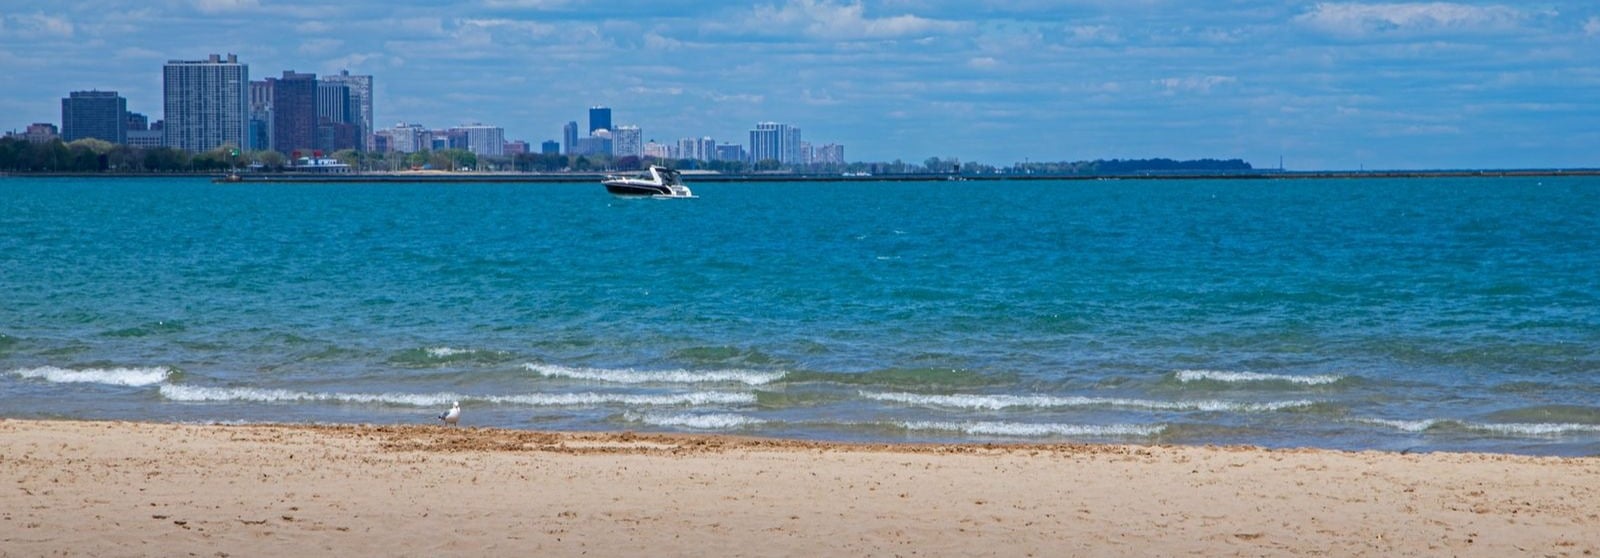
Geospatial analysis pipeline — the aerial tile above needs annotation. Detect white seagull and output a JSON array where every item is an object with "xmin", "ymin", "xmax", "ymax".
[{"xmin": 438, "ymin": 401, "xmax": 461, "ymax": 426}]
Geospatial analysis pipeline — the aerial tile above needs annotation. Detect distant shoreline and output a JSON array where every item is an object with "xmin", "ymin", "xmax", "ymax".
[{"xmin": 4, "ymin": 168, "xmax": 1599, "ymax": 183}]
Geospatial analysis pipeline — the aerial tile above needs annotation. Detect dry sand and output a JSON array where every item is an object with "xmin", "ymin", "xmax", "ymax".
[{"xmin": 2, "ymin": 419, "xmax": 1597, "ymax": 557}]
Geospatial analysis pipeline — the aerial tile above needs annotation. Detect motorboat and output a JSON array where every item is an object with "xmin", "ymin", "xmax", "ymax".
[{"xmin": 601, "ymin": 166, "xmax": 694, "ymax": 198}]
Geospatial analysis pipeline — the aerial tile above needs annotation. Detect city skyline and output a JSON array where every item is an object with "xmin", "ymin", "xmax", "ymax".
[{"xmin": 2, "ymin": 1, "xmax": 1598, "ymax": 170}]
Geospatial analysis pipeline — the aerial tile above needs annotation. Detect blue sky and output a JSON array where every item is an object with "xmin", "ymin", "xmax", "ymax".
[{"xmin": 2, "ymin": 0, "xmax": 1597, "ymax": 169}]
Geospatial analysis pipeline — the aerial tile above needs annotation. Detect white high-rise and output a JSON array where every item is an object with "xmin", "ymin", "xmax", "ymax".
[
  {"xmin": 163, "ymin": 54, "xmax": 248, "ymax": 153},
  {"xmin": 612, "ymin": 125, "xmax": 642, "ymax": 158},
  {"xmin": 455, "ymin": 124, "xmax": 505, "ymax": 156},
  {"xmin": 749, "ymin": 122, "xmax": 801, "ymax": 164}
]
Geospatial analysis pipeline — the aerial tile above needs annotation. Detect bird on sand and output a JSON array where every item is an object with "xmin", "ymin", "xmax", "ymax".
[{"xmin": 438, "ymin": 401, "xmax": 461, "ymax": 426}]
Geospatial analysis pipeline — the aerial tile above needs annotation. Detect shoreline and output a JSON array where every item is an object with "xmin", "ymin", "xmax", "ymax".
[{"xmin": 4, "ymin": 418, "xmax": 1597, "ymax": 556}]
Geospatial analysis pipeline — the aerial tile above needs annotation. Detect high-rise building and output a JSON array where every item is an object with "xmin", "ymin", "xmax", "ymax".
[
  {"xmin": 270, "ymin": 71, "xmax": 317, "ymax": 156},
  {"xmin": 61, "ymin": 90, "xmax": 127, "ymax": 144},
  {"xmin": 126, "ymin": 111, "xmax": 149, "ymax": 132},
  {"xmin": 612, "ymin": 125, "xmax": 642, "ymax": 158},
  {"xmin": 715, "ymin": 144, "xmax": 745, "ymax": 162},
  {"xmin": 381, "ymin": 122, "xmax": 427, "ymax": 153},
  {"xmin": 748, "ymin": 122, "xmax": 801, "ymax": 164},
  {"xmin": 319, "ymin": 70, "xmax": 374, "ymax": 151},
  {"xmin": 21, "ymin": 123, "xmax": 59, "ymax": 143},
  {"xmin": 541, "ymin": 140, "xmax": 560, "ymax": 155},
  {"xmin": 316, "ymin": 82, "xmax": 360, "ymax": 152},
  {"xmin": 247, "ymin": 80, "xmax": 273, "ymax": 151},
  {"xmin": 562, "ymin": 121, "xmax": 578, "ymax": 155},
  {"xmin": 815, "ymin": 143, "xmax": 845, "ymax": 165},
  {"xmin": 163, "ymin": 54, "xmax": 248, "ymax": 153},
  {"xmin": 588, "ymin": 106, "xmax": 611, "ymax": 134},
  {"xmin": 454, "ymin": 124, "xmax": 504, "ymax": 156}
]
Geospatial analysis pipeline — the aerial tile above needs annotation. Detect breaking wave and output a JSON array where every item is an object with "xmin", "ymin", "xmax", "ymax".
[
  {"xmin": 525, "ymin": 363, "xmax": 785, "ymax": 386},
  {"xmin": 159, "ymin": 384, "xmax": 755, "ymax": 407},
  {"xmin": 11, "ymin": 366, "xmax": 171, "ymax": 387},
  {"xmin": 1175, "ymin": 369, "xmax": 1345, "ymax": 386},
  {"xmin": 863, "ymin": 391, "xmax": 1316, "ymax": 412},
  {"xmin": 900, "ymin": 421, "xmax": 1167, "ymax": 438}
]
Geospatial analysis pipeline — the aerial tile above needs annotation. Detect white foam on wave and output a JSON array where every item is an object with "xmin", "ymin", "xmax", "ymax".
[
  {"xmin": 902, "ymin": 421, "xmax": 1167, "ymax": 438},
  {"xmin": 1469, "ymin": 423, "xmax": 1600, "ymax": 437},
  {"xmin": 525, "ymin": 363, "xmax": 785, "ymax": 386},
  {"xmin": 862, "ymin": 391, "xmax": 1315, "ymax": 413},
  {"xmin": 1356, "ymin": 418, "xmax": 1600, "ymax": 437},
  {"xmin": 1175, "ymin": 369, "xmax": 1344, "ymax": 386},
  {"xmin": 625, "ymin": 412, "xmax": 768, "ymax": 429},
  {"xmin": 159, "ymin": 384, "xmax": 755, "ymax": 407},
  {"xmin": 425, "ymin": 347, "xmax": 472, "ymax": 358},
  {"xmin": 12, "ymin": 366, "xmax": 171, "ymax": 387},
  {"xmin": 1356, "ymin": 418, "xmax": 1440, "ymax": 433}
]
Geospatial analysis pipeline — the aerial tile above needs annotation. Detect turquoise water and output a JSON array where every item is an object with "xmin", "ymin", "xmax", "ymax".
[{"xmin": 3, "ymin": 176, "xmax": 1597, "ymax": 455}]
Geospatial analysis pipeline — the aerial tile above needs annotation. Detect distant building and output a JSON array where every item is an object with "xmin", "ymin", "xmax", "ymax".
[
  {"xmin": 715, "ymin": 143, "xmax": 745, "ymax": 162},
  {"xmin": 612, "ymin": 125, "xmax": 642, "ymax": 158},
  {"xmin": 540, "ymin": 140, "xmax": 560, "ymax": 155},
  {"xmin": 247, "ymin": 79, "xmax": 273, "ymax": 151},
  {"xmin": 163, "ymin": 54, "xmax": 248, "ymax": 153},
  {"xmin": 21, "ymin": 123, "xmax": 59, "ymax": 143},
  {"xmin": 379, "ymin": 123, "xmax": 427, "ymax": 153},
  {"xmin": 127, "ymin": 130, "xmax": 163, "ymax": 148},
  {"xmin": 316, "ymin": 82, "xmax": 360, "ymax": 152},
  {"xmin": 644, "ymin": 141, "xmax": 670, "ymax": 160},
  {"xmin": 562, "ymin": 121, "xmax": 578, "ymax": 155},
  {"xmin": 126, "ymin": 111, "xmax": 149, "ymax": 132},
  {"xmin": 454, "ymin": 124, "xmax": 504, "ymax": 156},
  {"xmin": 61, "ymin": 90, "xmax": 127, "ymax": 144},
  {"xmin": 814, "ymin": 143, "xmax": 845, "ymax": 165},
  {"xmin": 504, "ymin": 140, "xmax": 528, "ymax": 155},
  {"xmin": 270, "ymin": 71, "xmax": 317, "ymax": 156},
  {"xmin": 749, "ymin": 122, "xmax": 801, "ymax": 164},
  {"xmin": 573, "ymin": 135, "xmax": 610, "ymax": 157},
  {"xmin": 588, "ymin": 106, "xmax": 611, "ymax": 134},
  {"xmin": 319, "ymin": 70, "xmax": 374, "ymax": 151}
]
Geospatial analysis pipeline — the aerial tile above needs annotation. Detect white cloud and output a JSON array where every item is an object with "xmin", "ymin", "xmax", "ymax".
[
  {"xmin": 1585, "ymin": 16, "xmax": 1600, "ymax": 37},
  {"xmin": 1296, "ymin": 2, "xmax": 1526, "ymax": 38},
  {"xmin": 742, "ymin": 0, "xmax": 968, "ymax": 40},
  {"xmin": 1066, "ymin": 25, "xmax": 1121, "ymax": 44},
  {"xmin": 967, "ymin": 56, "xmax": 999, "ymax": 69},
  {"xmin": 298, "ymin": 38, "xmax": 344, "ymax": 56},
  {"xmin": 192, "ymin": 0, "xmax": 260, "ymax": 14},
  {"xmin": 1155, "ymin": 75, "xmax": 1237, "ymax": 94},
  {"xmin": 6, "ymin": 12, "xmax": 74, "ymax": 38}
]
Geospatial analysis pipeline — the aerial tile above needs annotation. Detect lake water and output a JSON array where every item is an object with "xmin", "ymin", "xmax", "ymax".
[{"xmin": 3, "ymin": 175, "xmax": 1597, "ymax": 455}]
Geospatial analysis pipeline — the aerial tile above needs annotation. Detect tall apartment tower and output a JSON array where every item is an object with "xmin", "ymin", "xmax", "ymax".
[
  {"xmin": 588, "ymin": 106, "xmax": 611, "ymax": 134},
  {"xmin": 163, "ymin": 54, "xmax": 248, "ymax": 153},
  {"xmin": 320, "ymin": 70, "xmax": 374, "ymax": 151},
  {"xmin": 562, "ymin": 121, "xmax": 578, "ymax": 154},
  {"xmin": 611, "ymin": 125, "xmax": 642, "ymax": 158},
  {"xmin": 247, "ymin": 80, "xmax": 273, "ymax": 151},
  {"xmin": 61, "ymin": 90, "xmax": 127, "ymax": 144},
  {"xmin": 270, "ymin": 71, "xmax": 317, "ymax": 156},
  {"xmin": 749, "ymin": 122, "xmax": 802, "ymax": 164},
  {"xmin": 315, "ymin": 82, "xmax": 360, "ymax": 151}
]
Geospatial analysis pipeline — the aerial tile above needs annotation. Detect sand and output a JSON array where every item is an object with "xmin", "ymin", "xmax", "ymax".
[{"xmin": 2, "ymin": 419, "xmax": 1597, "ymax": 557}]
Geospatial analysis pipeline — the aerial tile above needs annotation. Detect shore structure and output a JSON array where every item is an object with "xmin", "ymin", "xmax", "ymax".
[{"xmin": 3, "ymin": 419, "xmax": 1597, "ymax": 556}]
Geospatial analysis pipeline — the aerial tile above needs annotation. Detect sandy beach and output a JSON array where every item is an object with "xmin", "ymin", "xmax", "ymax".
[{"xmin": 2, "ymin": 419, "xmax": 1597, "ymax": 556}]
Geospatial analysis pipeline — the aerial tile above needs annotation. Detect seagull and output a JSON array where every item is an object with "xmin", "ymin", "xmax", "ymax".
[{"xmin": 438, "ymin": 401, "xmax": 461, "ymax": 426}]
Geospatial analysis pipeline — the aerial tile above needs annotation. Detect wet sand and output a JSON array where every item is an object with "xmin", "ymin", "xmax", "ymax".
[{"xmin": 2, "ymin": 419, "xmax": 1597, "ymax": 556}]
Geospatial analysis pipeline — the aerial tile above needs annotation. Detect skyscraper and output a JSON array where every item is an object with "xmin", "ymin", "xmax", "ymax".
[
  {"xmin": 562, "ymin": 121, "xmax": 578, "ymax": 155},
  {"xmin": 748, "ymin": 122, "xmax": 802, "ymax": 164},
  {"xmin": 61, "ymin": 90, "xmax": 127, "ymax": 144},
  {"xmin": 247, "ymin": 80, "xmax": 273, "ymax": 151},
  {"xmin": 316, "ymin": 81, "xmax": 360, "ymax": 152},
  {"xmin": 163, "ymin": 54, "xmax": 248, "ymax": 153},
  {"xmin": 612, "ymin": 125, "xmax": 642, "ymax": 158},
  {"xmin": 588, "ymin": 106, "xmax": 611, "ymax": 134},
  {"xmin": 454, "ymin": 124, "xmax": 505, "ymax": 156},
  {"xmin": 320, "ymin": 70, "xmax": 374, "ymax": 151},
  {"xmin": 270, "ymin": 71, "xmax": 317, "ymax": 156}
]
